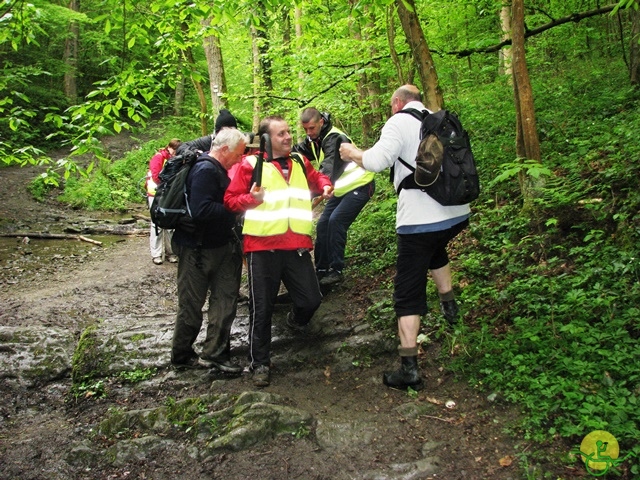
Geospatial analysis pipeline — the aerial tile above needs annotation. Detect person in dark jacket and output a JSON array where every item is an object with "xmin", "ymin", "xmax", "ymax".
[
  {"xmin": 176, "ymin": 109, "xmax": 239, "ymax": 156},
  {"xmin": 293, "ymin": 108, "xmax": 375, "ymax": 286},
  {"xmin": 170, "ymin": 128, "xmax": 247, "ymax": 373}
]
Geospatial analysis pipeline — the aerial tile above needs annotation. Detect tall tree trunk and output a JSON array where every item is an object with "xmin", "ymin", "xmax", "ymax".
[
  {"xmin": 395, "ymin": 0, "xmax": 443, "ymax": 111},
  {"xmin": 202, "ymin": 20, "xmax": 227, "ymax": 116},
  {"xmin": 631, "ymin": 8, "xmax": 640, "ymax": 85},
  {"xmin": 181, "ymin": 35, "xmax": 208, "ymax": 134},
  {"xmin": 251, "ymin": 25, "xmax": 261, "ymax": 132},
  {"xmin": 387, "ymin": 5, "xmax": 405, "ymax": 85},
  {"xmin": 294, "ymin": 6, "xmax": 304, "ymax": 140},
  {"xmin": 63, "ymin": 0, "xmax": 80, "ymax": 104},
  {"xmin": 174, "ymin": 65, "xmax": 185, "ymax": 116},
  {"xmin": 255, "ymin": 1, "xmax": 272, "ymax": 111},
  {"xmin": 347, "ymin": 1, "xmax": 376, "ymax": 143},
  {"xmin": 364, "ymin": 9, "xmax": 383, "ymax": 143},
  {"xmin": 499, "ymin": 4, "xmax": 513, "ymax": 77},
  {"xmin": 511, "ymin": 0, "xmax": 542, "ymax": 209},
  {"xmin": 282, "ymin": 8, "xmax": 291, "ymax": 49}
]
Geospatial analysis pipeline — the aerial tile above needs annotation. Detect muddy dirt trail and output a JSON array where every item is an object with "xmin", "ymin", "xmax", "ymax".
[{"xmin": 0, "ymin": 145, "xmax": 558, "ymax": 480}]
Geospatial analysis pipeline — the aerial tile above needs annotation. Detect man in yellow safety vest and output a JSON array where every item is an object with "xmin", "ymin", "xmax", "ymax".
[
  {"xmin": 224, "ymin": 116, "xmax": 333, "ymax": 387},
  {"xmin": 293, "ymin": 108, "xmax": 375, "ymax": 286}
]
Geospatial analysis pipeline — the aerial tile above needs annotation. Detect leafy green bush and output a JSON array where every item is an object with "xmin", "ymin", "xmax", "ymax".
[
  {"xmin": 347, "ymin": 55, "xmax": 640, "ymax": 474},
  {"xmin": 445, "ymin": 59, "xmax": 640, "ymax": 471},
  {"xmin": 28, "ymin": 170, "xmax": 61, "ymax": 202},
  {"xmin": 57, "ymin": 118, "xmax": 199, "ymax": 211},
  {"xmin": 345, "ymin": 175, "xmax": 397, "ymax": 277}
]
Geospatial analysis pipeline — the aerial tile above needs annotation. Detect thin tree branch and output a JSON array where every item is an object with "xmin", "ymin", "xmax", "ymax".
[
  {"xmin": 617, "ymin": 10, "xmax": 630, "ymax": 70},
  {"xmin": 245, "ymin": 3, "xmax": 619, "ymax": 105},
  {"xmin": 453, "ymin": 4, "xmax": 617, "ymax": 58}
]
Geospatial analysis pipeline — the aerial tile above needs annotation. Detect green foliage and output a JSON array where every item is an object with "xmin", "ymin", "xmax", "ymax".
[
  {"xmin": 365, "ymin": 297, "xmax": 396, "ymax": 332},
  {"xmin": 345, "ymin": 175, "xmax": 397, "ymax": 277},
  {"xmin": 118, "ymin": 367, "xmax": 157, "ymax": 383},
  {"xmin": 293, "ymin": 423, "xmax": 311, "ymax": 439},
  {"xmin": 346, "ymin": 54, "xmax": 640, "ymax": 472},
  {"xmin": 27, "ymin": 171, "xmax": 60, "ymax": 202},
  {"xmin": 57, "ymin": 118, "xmax": 196, "ymax": 210},
  {"xmin": 71, "ymin": 379, "xmax": 106, "ymax": 400},
  {"xmin": 442, "ymin": 61, "xmax": 640, "ymax": 465},
  {"xmin": 4, "ymin": 0, "xmax": 640, "ymax": 470},
  {"xmin": 165, "ymin": 396, "xmax": 209, "ymax": 433}
]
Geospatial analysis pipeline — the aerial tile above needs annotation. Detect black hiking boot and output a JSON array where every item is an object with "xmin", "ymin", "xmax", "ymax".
[
  {"xmin": 440, "ymin": 299, "xmax": 459, "ymax": 325},
  {"xmin": 252, "ymin": 365, "xmax": 270, "ymax": 387},
  {"xmin": 200, "ymin": 356, "xmax": 243, "ymax": 374},
  {"xmin": 319, "ymin": 269, "xmax": 343, "ymax": 286},
  {"xmin": 383, "ymin": 356, "xmax": 425, "ymax": 391}
]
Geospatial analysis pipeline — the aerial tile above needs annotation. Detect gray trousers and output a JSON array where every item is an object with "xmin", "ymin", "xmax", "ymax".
[{"xmin": 171, "ymin": 241, "xmax": 242, "ymax": 363}]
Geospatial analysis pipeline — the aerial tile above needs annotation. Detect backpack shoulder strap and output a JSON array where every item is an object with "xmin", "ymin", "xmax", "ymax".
[
  {"xmin": 392, "ymin": 110, "xmax": 429, "ymax": 196},
  {"xmin": 290, "ymin": 152, "xmax": 306, "ymax": 170},
  {"xmin": 397, "ymin": 156, "xmax": 415, "ymax": 172},
  {"xmin": 397, "ymin": 108, "xmax": 426, "ymax": 122}
]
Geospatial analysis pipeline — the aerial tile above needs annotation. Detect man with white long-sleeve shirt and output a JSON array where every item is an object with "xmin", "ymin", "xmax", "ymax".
[{"xmin": 340, "ymin": 85, "xmax": 470, "ymax": 391}]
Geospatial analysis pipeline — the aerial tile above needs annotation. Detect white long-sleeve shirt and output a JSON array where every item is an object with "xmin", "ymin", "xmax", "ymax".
[{"xmin": 362, "ymin": 101, "xmax": 470, "ymax": 233}]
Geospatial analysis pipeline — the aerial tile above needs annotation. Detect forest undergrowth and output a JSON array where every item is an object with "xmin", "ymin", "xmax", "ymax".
[{"xmin": 325, "ymin": 59, "xmax": 640, "ymax": 476}]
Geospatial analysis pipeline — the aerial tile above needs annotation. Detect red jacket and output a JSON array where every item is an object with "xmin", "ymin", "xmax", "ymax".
[
  {"xmin": 146, "ymin": 148, "xmax": 172, "ymax": 196},
  {"xmin": 224, "ymin": 154, "xmax": 331, "ymax": 253},
  {"xmin": 150, "ymin": 149, "xmax": 172, "ymax": 183}
]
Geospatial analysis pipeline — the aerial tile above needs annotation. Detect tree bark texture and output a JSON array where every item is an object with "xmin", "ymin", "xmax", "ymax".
[
  {"xmin": 631, "ymin": 7, "xmax": 640, "ymax": 85},
  {"xmin": 63, "ymin": 0, "xmax": 80, "ymax": 104},
  {"xmin": 456, "ymin": 4, "xmax": 617, "ymax": 58},
  {"xmin": 512, "ymin": 0, "xmax": 543, "ymax": 209},
  {"xmin": 395, "ymin": 0, "xmax": 443, "ymax": 111},
  {"xmin": 387, "ymin": 5, "xmax": 405, "ymax": 85},
  {"xmin": 511, "ymin": 0, "xmax": 540, "ymax": 162},
  {"xmin": 499, "ymin": 5, "xmax": 513, "ymax": 76},
  {"xmin": 255, "ymin": 1, "xmax": 272, "ymax": 110},
  {"xmin": 202, "ymin": 20, "xmax": 227, "ymax": 116},
  {"xmin": 365, "ymin": 9, "xmax": 383, "ymax": 128},
  {"xmin": 174, "ymin": 66, "xmax": 185, "ymax": 116},
  {"xmin": 351, "ymin": 12, "xmax": 371, "ymax": 142},
  {"xmin": 184, "ymin": 46, "xmax": 209, "ymax": 135},
  {"xmin": 251, "ymin": 25, "xmax": 261, "ymax": 133}
]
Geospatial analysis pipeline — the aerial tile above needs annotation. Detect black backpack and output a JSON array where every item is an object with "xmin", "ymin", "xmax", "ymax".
[
  {"xmin": 395, "ymin": 108, "xmax": 479, "ymax": 206},
  {"xmin": 149, "ymin": 150, "xmax": 198, "ymax": 231}
]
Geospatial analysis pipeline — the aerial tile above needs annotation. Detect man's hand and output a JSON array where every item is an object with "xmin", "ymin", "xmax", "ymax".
[
  {"xmin": 250, "ymin": 182, "xmax": 265, "ymax": 202},
  {"xmin": 321, "ymin": 185, "xmax": 334, "ymax": 200},
  {"xmin": 339, "ymin": 143, "xmax": 365, "ymax": 167}
]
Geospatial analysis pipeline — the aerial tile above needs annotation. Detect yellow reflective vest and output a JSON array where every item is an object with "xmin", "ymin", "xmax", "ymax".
[
  {"xmin": 309, "ymin": 127, "xmax": 374, "ymax": 197},
  {"xmin": 146, "ymin": 172, "xmax": 158, "ymax": 196},
  {"xmin": 242, "ymin": 154, "xmax": 313, "ymax": 237}
]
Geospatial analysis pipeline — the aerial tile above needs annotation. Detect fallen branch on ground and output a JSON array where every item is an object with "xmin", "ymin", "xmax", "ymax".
[{"xmin": 0, "ymin": 232, "xmax": 102, "ymax": 245}]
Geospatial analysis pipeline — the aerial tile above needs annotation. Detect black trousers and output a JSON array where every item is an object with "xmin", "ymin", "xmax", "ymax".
[
  {"xmin": 246, "ymin": 249, "xmax": 322, "ymax": 368},
  {"xmin": 393, "ymin": 219, "xmax": 468, "ymax": 318}
]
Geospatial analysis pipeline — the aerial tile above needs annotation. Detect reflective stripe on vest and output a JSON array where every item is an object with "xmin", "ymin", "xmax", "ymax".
[
  {"xmin": 310, "ymin": 127, "xmax": 374, "ymax": 197},
  {"xmin": 333, "ymin": 162, "xmax": 375, "ymax": 197},
  {"xmin": 242, "ymin": 155, "xmax": 313, "ymax": 236}
]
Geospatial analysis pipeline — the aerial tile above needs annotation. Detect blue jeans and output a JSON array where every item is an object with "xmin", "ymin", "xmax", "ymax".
[{"xmin": 314, "ymin": 181, "xmax": 374, "ymax": 273}]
